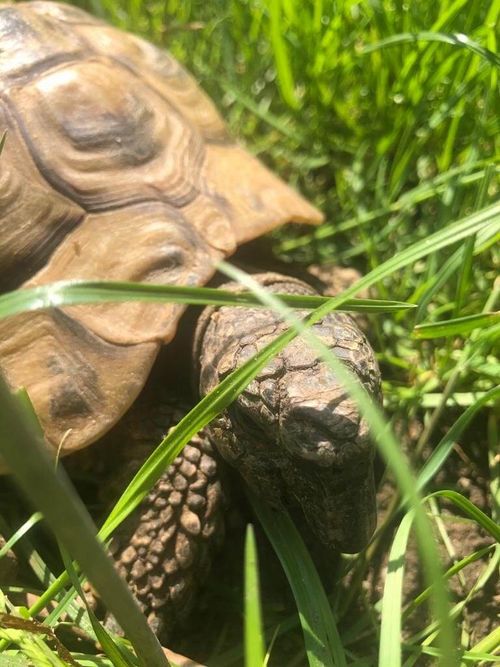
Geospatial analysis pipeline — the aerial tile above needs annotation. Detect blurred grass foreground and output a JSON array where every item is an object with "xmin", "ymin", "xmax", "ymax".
[{"xmin": 0, "ymin": 1, "xmax": 498, "ymax": 666}]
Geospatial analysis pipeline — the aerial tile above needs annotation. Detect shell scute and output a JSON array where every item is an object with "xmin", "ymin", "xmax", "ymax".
[
  {"xmin": 9, "ymin": 59, "xmax": 205, "ymax": 211},
  {"xmin": 0, "ymin": 1, "xmax": 322, "ymax": 458},
  {"xmin": 0, "ymin": 3, "xmax": 88, "ymax": 84}
]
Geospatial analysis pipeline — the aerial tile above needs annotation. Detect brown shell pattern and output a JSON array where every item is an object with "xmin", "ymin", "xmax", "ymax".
[{"xmin": 0, "ymin": 1, "xmax": 322, "ymax": 459}]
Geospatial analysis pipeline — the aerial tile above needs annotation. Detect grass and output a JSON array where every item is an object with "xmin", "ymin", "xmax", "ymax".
[{"xmin": 0, "ymin": 0, "xmax": 499, "ymax": 666}]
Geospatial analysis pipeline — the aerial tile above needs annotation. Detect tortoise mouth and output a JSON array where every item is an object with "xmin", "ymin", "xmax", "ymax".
[
  {"xmin": 272, "ymin": 436, "xmax": 377, "ymax": 554},
  {"xmin": 318, "ymin": 474, "xmax": 375, "ymax": 554},
  {"xmin": 284, "ymin": 461, "xmax": 377, "ymax": 553}
]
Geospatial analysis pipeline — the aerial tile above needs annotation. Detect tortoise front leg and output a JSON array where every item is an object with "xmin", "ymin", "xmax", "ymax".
[{"xmin": 75, "ymin": 394, "xmax": 225, "ymax": 642}]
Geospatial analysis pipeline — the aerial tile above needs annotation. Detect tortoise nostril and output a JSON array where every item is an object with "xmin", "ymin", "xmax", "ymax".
[
  {"xmin": 286, "ymin": 404, "xmax": 360, "ymax": 436},
  {"xmin": 280, "ymin": 403, "xmax": 368, "ymax": 468},
  {"xmin": 280, "ymin": 419, "xmax": 339, "ymax": 466}
]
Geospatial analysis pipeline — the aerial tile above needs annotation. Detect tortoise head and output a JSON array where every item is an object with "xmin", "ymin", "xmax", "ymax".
[{"xmin": 195, "ymin": 276, "xmax": 381, "ymax": 553}]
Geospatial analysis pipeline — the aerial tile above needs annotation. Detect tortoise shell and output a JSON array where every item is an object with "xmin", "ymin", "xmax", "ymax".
[{"xmin": 0, "ymin": 1, "xmax": 322, "ymax": 460}]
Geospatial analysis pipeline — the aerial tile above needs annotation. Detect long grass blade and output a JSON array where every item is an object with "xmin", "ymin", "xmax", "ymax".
[
  {"xmin": 361, "ymin": 32, "xmax": 500, "ymax": 67},
  {"xmin": 403, "ymin": 545, "xmax": 496, "ymax": 617},
  {"xmin": 416, "ymin": 386, "xmax": 500, "ymax": 492},
  {"xmin": 0, "ymin": 513, "xmax": 43, "ymax": 558},
  {"xmin": 468, "ymin": 625, "xmax": 500, "ymax": 660},
  {"xmin": 413, "ymin": 312, "xmax": 500, "ymax": 339},
  {"xmin": 268, "ymin": 0, "xmax": 299, "ymax": 108},
  {"xmin": 0, "ymin": 380, "xmax": 169, "ymax": 667},
  {"xmin": 60, "ymin": 546, "xmax": 137, "ymax": 667},
  {"xmin": 425, "ymin": 491, "xmax": 500, "ymax": 542},
  {"xmin": 244, "ymin": 525, "xmax": 265, "ymax": 667},
  {"xmin": 250, "ymin": 495, "xmax": 344, "ymax": 667},
  {"xmin": 379, "ymin": 511, "xmax": 414, "ymax": 667},
  {"xmin": 0, "ymin": 280, "xmax": 415, "ymax": 320}
]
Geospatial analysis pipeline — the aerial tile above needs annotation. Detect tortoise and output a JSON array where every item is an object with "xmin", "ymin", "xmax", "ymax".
[{"xmin": 0, "ymin": 1, "xmax": 381, "ymax": 641}]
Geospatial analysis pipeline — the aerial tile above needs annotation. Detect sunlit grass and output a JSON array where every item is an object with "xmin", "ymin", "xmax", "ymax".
[{"xmin": 0, "ymin": 0, "xmax": 498, "ymax": 665}]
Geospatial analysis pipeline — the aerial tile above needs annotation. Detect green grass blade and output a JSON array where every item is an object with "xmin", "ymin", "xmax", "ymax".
[
  {"xmin": 250, "ymin": 495, "xmax": 345, "ymax": 667},
  {"xmin": 218, "ymin": 79, "xmax": 305, "ymax": 142},
  {"xmin": 402, "ymin": 645, "xmax": 500, "ymax": 663},
  {"xmin": 349, "ymin": 202, "xmax": 498, "ymax": 295},
  {"xmin": 268, "ymin": 0, "xmax": 299, "ymax": 108},
  {"xmin": 99, "ymin": 328, "xmax": 300, "ymax": 536},
  {"xmin": 60, "ymin": 547, "xmax": 137, "ymax": 667},
  {"xmin": 403, "ymin": 545, "xmax": 496, "ymax": 617},
  {"xmin": 244, "ymin": 525, "xmax": 265, "ymax": 667},
  {"xmin": 416, "ymin": 386, "xmax": 500, "ymax": 493},
  {"xmin": 412, "ymin": 257, "xmax": 458, "ymax": 325},
  {"xmin": 0, "ymin": 514, "xmax": 43, "ymax": 558},
  {"xmin": 411, "ymin": 207, "xmax": 498, "ymax": 323},
  {"xmin": 454, "ymin": 166, "xmax": 494, "ymax": 316},
  {"xmin": 0, "ymin": 379, "xmax": 169, "ymax": 667},
  {"xmin": 425, "ymin": 491, "xmax": 500, "ymax": 542},
  {"xmin": 0, "ymin": 513, "xmax": 96, "ymax": 640},
  {"xmin": 468, "ymin": 625, "xmax": 500, "ymax": 659},
  {"xmin": 283, "ymin": 200, "xmax": 499, "ymax": 304},
  {"xmin": 0, "ymin": 619, "xmax": 69, "ymax": 666},
  {"xmin": 279, "ymin": 165, "xmax": 497, "ymax": 251},
  {"xmin": 0, "ymin": 280, "xmax": 416, "ymax": 320},
  {"xmin": 379, "ymin": 511, "xmax": 414, "ymax": 667},
  {"xmin": 361, "ymin": 32, "xmax": 500, "ymax": 67},
  {"xmin": 44, "ymin": 585, "xmax": 96, "ymax": 639},
  {"xmin": 404, "ymin": 545, "xmax": 499, "ymax": 649},
  {"xmin": 413, "ymin": 312, "xmax": 500, "ymax": 339},
  {"xmin": 72, "ymin": 657, "xmax": 113, "ymax": 666}
]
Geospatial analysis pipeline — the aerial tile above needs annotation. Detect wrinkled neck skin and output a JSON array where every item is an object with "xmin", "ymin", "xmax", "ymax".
[{"xmin": 194, "ymin": 273, "xmax": 382, "ymax": 553}]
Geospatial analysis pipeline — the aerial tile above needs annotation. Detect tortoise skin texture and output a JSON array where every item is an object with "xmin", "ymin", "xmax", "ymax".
[
  {"xmin": 195, "ymin": 275, "xmax": 381, "ymax": 553},
  {"xmin": 112, "ymin": 435, "xmax": 224, "ymax": 639},
  {"xmin": 0, "ymin": 1, "xmax": 321, "ymax": 461},
  {"xmin": 72, "ymin": 396, "xmax": 226, "ymax": 641}
]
